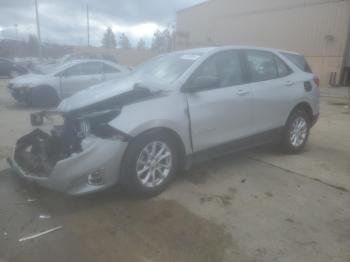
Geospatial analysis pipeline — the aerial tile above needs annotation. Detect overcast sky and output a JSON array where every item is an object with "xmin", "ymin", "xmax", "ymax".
[{"xmin": 0, "ymin": 0, "xmax": 206, "ymax": 47}]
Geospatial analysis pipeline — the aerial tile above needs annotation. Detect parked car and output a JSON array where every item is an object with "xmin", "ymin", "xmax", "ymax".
[
  {"xmin": 0, "ymin": 58, "xmax": 28, "ymax": 78},
  {"xmin": 59, "ymin": 52, "xmax": 118, "ymax": 64},
  {"xmin": 38, "ymin": 53, "xmax": 119, "ymax": 74},
  {"xmin": 8, "ymin": 59, "xmax": 130, "ymax": 107},
  {"xmin": 8, "ymin": 46, "xmax": 320, "ymax": 196}
]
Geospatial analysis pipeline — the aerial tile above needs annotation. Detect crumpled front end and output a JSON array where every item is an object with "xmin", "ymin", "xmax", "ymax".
[
  {"xmin": 8, "ymin": 110, "xmax": 129, "ymax": 195},
  {"xmin": 8, "ymin": 79, "xmax": 165, "ymax": 195}
]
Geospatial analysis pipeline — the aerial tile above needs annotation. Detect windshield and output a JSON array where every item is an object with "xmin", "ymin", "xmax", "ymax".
[{"xmin": 134, "ymin": 52, "xmax": 203, "ymax": 83}]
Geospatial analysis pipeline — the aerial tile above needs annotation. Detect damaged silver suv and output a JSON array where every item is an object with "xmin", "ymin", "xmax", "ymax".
[{"xmin": 8, "ymin": 46, "xmax": 320, "ymax": 196}]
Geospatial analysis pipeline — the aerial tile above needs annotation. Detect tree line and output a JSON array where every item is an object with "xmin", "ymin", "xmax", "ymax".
[
  {"xmin": 0, "ymin": 27, "xmax": 174, "ymax": 58},
  {"xmin": 102, "ymin": 26, "xmax": 173, "ymax": 53}
]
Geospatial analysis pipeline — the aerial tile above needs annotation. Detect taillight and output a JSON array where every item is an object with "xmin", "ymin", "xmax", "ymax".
[{"xmin": 313, "ymin": 77, "xmax": 320, "ymax": 87}]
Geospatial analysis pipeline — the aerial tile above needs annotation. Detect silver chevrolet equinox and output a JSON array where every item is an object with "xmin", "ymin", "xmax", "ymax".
[{"xmin": 8, "ymin": 46, "xmax": 320, "ymax": 196}]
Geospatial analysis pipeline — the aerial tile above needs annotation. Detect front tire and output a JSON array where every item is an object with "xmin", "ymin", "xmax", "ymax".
[
  {"xmin": 121, "ymin": 131, "xmax": 179, "ymax": 197},
  {"xmin": 282, "ymin": 110, "xmax": 310, "ymax": 153},
  {"xmin": 29, "ymin": 87, "xmax": 59, "ymax": 107}
]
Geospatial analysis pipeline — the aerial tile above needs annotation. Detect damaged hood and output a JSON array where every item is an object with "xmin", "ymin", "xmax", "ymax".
[{"xmin": 57, "ymin": 74, "xmax": 166, "ymax": 113}]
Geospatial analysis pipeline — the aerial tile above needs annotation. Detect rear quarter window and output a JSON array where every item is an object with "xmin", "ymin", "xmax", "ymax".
[{"xmin": 281, "ymin": 52, "xmax": 312, "ymax": 73}]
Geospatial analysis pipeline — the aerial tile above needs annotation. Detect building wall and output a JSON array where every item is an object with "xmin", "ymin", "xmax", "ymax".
[{"xmin": 176, "ymin": 0, "xmax": 350, "ymax": 86}]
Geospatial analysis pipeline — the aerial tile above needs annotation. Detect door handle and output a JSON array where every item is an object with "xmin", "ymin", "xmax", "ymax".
[
  {"xmin": 286, "ymin": 80, "xmax": 295, "ymax": 86},
  {"xmin": 237, "ymin": 90, "xmax": 250, "ymax": 96}
]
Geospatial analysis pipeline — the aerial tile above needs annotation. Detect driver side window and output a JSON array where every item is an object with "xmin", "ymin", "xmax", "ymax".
[
  {"xmin": 64, "ymin": 64, "xmax": 82, "ymax": 77},
  {"xmin": 189, "ymin": 50, "xmax": 244, "ymax": 91}
]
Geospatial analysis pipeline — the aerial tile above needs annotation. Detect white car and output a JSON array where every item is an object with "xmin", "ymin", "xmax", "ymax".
[{"xmin": 7, "ymin": 60, "xmax": 130, "ymax": 107}]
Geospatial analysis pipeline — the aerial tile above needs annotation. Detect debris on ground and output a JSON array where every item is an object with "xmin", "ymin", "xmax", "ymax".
[
  {"xmin": 38, "ymin": 214, "xmax": 51, "ymax": 220},
  {"xmin": 18, "ymin": 226, "xmax": 63, "ymax": 242}
]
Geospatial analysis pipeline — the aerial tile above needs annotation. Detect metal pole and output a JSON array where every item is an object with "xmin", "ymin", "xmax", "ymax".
[
  {"xmin": 35, "ymin": 0, "xmax": 42, "ymax": 60},
  {"xmin": 14, "ymin": 24, "xmax": 18, "ymax": 41},
  {"xmin": 87, "ymin": 4, "xmax": 90, "ymax": 47}
]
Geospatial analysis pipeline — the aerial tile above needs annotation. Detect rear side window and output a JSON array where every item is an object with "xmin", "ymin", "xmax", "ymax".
[
  {"xmin": 81, "ymin": 62, "xmax": 102, "ymax": 75},
  {"xmin": 281, "ymin": 52, "xmax": 312, "ymax": 73},
  {"xmin": 103, "ymin": 63, "xmax": 120, "ymax": 74},
  {"xmin": 245, "ymin": 50, "xmax": 279, "ymax": 82},
  {"xmin": 275, "ymin": 56, "xmax": 292, "ymax": 77}
]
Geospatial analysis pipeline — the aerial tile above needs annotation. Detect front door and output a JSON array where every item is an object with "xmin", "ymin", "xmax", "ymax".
[
  {"xmin": 186, "ymin": 50, "xmax": 253, "ymax": 152},
  {"xmin": 60, "ymin": 61, "xmax": 103, "ymax": 98}
]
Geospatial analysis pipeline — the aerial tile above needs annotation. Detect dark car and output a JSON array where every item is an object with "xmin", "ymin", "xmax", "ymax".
[{"xmin": 0, "ymin": 58, "xmax": 28, "ymax": 78}]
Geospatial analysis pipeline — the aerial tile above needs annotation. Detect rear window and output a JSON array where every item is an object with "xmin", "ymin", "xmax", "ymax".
[{"xmin": 281, "ymin": 52, "xmax": 312, "ymax": 73}]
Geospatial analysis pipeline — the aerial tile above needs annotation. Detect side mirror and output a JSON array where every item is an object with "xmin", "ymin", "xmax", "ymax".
[{"xmin": 184, "ymin": 75, "xmax": 220, "ymax": 93}]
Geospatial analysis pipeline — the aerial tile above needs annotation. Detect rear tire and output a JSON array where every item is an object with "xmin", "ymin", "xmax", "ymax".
[
  {"xmin": 121, "ymin": 131, "xmax": 179, "ymax": 197},
  {"xmin": 282, "ymin": 110, "xmax": 310, "ymax": 154},
  {"xmin": 29, "ymin": 87, "xmax": 59, "ymax": 107}
]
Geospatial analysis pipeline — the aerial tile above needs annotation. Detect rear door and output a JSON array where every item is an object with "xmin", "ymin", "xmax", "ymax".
[
  {"xmin": 186, "ymin": 50, "xmax": 253, "ymax": 152},
  {"xmin": 242, "ymin": 50, "xmax": 300, "ymax": 134},
  {"xmin": 60, "ymin": 61, "xmax": 103, "ymax": 97}
]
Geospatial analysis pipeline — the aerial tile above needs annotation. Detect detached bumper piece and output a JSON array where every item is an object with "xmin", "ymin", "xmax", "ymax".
[
  {"xmin": 14, "ymin": 129, "xmax": 53, "ymax": 177},
  {"xmin": 12, "ymin": 126, "xmax": 82, "ymax": 179}
]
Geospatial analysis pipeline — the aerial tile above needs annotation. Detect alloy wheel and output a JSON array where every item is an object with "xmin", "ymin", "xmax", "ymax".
[
  {"xmin": 136, "ymin": 141, "xmax": 172, "ymax": 188},
  {"xmin": 290, "ymin": 117, "xmax": 308, "ymax": 147}
]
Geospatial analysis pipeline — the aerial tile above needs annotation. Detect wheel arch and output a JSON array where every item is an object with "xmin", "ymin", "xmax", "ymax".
[
  {"xmin": 286, "ymin": 102, "xmax": 314, "ymax": 126},
  {"xmin": 29, "ymin": 85, "xmax": 60, "ymax": 106},
  {"xmin": 126, "ymin": 127, "xmax": 187, "ymax": 170}
]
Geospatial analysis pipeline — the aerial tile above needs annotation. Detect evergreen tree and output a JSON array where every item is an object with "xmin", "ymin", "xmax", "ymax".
[
  {"xmin": 102, "ymin": 27, "xmax": 117, "ymax": 48},
  {"xmin": 137, "ymin": 38, "xmax": 146, "ymax": 50},
  {"xmin": 119, "ymin": 33, "xmax": 131, "ymax": 49}
]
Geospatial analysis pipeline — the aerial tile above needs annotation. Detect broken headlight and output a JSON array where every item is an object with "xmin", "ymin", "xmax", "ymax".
[
  {"xmin": 76, "ymin": 109, "xmax": 129, "ymax": 141},
  {"xmin": 91, "ymin": 123, "xmax": 130, "ymax": 141}
]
